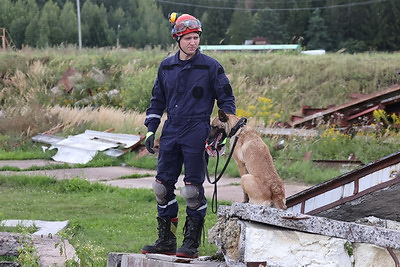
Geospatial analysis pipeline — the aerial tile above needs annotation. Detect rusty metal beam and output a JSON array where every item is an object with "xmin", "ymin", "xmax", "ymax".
[
  {"xmin": 387, "ymin": 247, "xmax": 400, "ymax": 267},
  {"xmin": 290, "ymin": 84, "xmax": 400, "ymax": 128}
]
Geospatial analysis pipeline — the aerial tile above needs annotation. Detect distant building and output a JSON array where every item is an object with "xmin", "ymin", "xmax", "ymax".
[{"xmin": 244, "ymin": 36, "xmax": 270, "ymax": 45}]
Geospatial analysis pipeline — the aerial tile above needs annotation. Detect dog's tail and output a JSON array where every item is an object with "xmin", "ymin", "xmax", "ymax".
[{"xmin": 271, "ymin": 183, "xmax": 287, "ymax": 210}]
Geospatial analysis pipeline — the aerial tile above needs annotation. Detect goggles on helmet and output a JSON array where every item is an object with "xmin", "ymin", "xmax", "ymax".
[{"xmin": 172, "ymin": 19, "xmax": 202, "ymax": 36}]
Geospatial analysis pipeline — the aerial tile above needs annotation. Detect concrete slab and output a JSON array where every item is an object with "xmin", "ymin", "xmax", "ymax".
[
  {"xmin": 0, "ymin": 159, "xmax": 63, "ymax": 169},
  {"xmin": 1, "ymin": 166, "xmax": 157, "ymax": 182},
  {"xmin": 0, "ymin": 220, "xmax": 77, "ymax": 266},
  {"xmin": 107, "ymin": 253, "xmax": 227, "ymax": 267},
  {"xmin": 1, "ymin": 220, "xmax": 68, "ymax": 236},
  {"xmin": 0, "ymin": 160, "xmax": 311, "ymax": 203},
  {"xmin": 33, "ymin": 235, "xmax": 77, "ymax": 267}
]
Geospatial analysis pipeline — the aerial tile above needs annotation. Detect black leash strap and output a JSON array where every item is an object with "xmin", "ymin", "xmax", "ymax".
[
  {"xmin": 204, "ymin": 116, "xmax": 247, "ymax": 213},
  {"xmin": 228, "ymin": 117, "xmax": 247, "ymax": 138},
  {"xmin": 205, "ymin": 135, "xmax": 239, "ymax": 213}
]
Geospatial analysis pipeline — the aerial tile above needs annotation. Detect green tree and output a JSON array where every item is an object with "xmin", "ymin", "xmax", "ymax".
[
  {"xmin": 59, "ymin": 0, "xmax": 78, "ymax": 45},
  {"xmin": 384, "ymin": 0, "xmax": 400, "ymax": 50},
  {"xmin": 251, "ymin": 9, "xmax": 289, "ymax": 44},
  {"xmin": 358, "ymin": 0, "xmax": 400, "ymax": 51},
  {"xmin": 37, "ymin": 11, "xmax": 50, "ymax": 47},
  {"xmin": 0, "ymin": 0, "xmax": 14, "ymax": 30},
  {"xmin": 200, "ymin": 0, "xmax": 233, "ymax": 45},
  {"xmin": 226, "ymin": 9, "xmax": 253, "ymax": 44},
  {"xmin": 284, "ymin": 0, "xmax": 312, "ymax": 45},
  {"xmin": 9, "ymin": 0, "xmax": 39, "ymax": 48},
  {"xmin": 81, "ymin": 0, "xmax": 111, "ymax": 47},
  {"xmin": 128, "ymin": 0, "xmax": 170, "ymax": 48},
  {"xmin": 41, "ymin": 0, "xmax": 63, "ymax": 45},
  {"xmin": 107, "ymin": 7, "xmax": 125, "ymax": 47},
  {"xmin": 323, "ymin": 0, "xmax": 347, "ymax": 50},
  {"xmin": 305, "ymin": 9, "xmax": 331, "ymax": 50},
  {"xmin": 24, "ymin": 12, "xmax": 40, "ymax": 47}
]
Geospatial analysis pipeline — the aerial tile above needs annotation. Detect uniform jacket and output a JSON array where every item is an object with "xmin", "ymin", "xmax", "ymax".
[{"xmin": 145, "ymin": 49, "xmax": 236, "ymax": 133}]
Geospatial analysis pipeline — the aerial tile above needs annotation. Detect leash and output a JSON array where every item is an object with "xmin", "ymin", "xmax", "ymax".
[
  {"xmin": 204, "ymin": 117, "xmax": 247, "ymax": 213},
  {"xmin": 204, "ymin": 135, "xmax": 239, "ymax": 213}
]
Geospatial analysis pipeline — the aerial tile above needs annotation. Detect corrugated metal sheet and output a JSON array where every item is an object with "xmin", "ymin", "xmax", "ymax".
[{"xmin": 32, "ymin": 130, "xmax": 143, "ymax": 164}]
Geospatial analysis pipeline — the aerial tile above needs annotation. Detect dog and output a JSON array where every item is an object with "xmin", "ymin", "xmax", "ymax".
[{"xmin": 207, "ymin": 109, "xmax": 286, "ymax": 209}]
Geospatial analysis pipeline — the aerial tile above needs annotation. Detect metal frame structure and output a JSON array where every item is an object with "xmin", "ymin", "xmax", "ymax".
[
  {"xmin": 0, "ymin": 28, "xmax": 16, "ymax": 49},
  {"xmin": 286, "ymin": 150, "xmax": 400, "ymax": 222}
]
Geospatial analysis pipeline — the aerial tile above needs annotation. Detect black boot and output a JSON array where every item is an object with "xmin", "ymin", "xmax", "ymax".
[
  {"xmin": 176, "ymin": 216, "xmax": 204, "ymax": 258},
  {"xmin": 141, "ymin": 216, "xmax": 178, "ymax": 255}
]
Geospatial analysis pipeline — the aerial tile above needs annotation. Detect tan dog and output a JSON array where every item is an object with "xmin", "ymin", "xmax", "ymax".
[{"xmin": 207, "ymin": 109, "xmax": 286, "ymax": 209}]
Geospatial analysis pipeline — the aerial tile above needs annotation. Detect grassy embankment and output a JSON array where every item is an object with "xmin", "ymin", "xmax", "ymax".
[{"xmin": 1, "ymin": 48, "xmax": 400, "ymax": 264}]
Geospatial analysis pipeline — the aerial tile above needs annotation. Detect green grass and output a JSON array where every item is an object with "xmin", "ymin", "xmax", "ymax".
[
  {"xmin": 0, "ymin": 175, "xmax": 226, "ymax": 265},
  {"xmin": 0, "ymin": 224, "xmax": 37, "ymax": 234},
  {"xmin": 1, "ymin": 131, "xmax": 399, "ymax": 185}
]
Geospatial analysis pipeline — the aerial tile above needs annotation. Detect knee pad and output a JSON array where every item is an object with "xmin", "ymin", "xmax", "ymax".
[
  {"xmin": 181, "ymin": 184, "xmax": 201, "ymax": 210},
  {"xmin": 152, "ymin": 180, "xmax": 167, "ymax": 205}
]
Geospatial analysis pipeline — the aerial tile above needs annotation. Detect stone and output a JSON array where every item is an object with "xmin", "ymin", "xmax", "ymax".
[
  {"xmin": 353, "ymin": 243, "xmax": 400, "ymax": 267},
  {"xmin": 243, "ymin": 222, "xmax": 352, "ymax": 267},
  {"xmin": 0, "ymin": 233, "xmax": 21, "ymax": 256}
]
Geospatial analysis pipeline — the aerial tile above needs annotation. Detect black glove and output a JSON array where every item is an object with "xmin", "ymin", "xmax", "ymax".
[{"xmin": 145, "ymin": 132, "xmax": 155, "ymax": 154}]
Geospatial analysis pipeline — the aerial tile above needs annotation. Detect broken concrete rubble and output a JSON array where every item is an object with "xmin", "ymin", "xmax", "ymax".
[
  {"xmin": 209, "ymin": 203, "xmax": 400, "ymax": 266},
  {"xmin": 0, "ymin": 220, "xmax": 77, "ymax": 266},
  {"xmin": 107, "ymin": 253, "xmax": 226, "ymax": 266}
]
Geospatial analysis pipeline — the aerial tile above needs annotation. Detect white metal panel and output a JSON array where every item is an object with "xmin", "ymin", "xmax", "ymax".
[
  {"xmin": 304, "ymin": 196, "xmax": 317, "ymax": 213},
  {"xmin": 83, "ymin": 130, "xmax": 141, "ymax": 148},
  {"xmin": 304, "ymin": 186, "xmax": 345, "ymax": 213},
  {"xmin": 358, "ymin": 165, "xmax": 397, "ymax": 193},
  {"xmin": 359, "ymin": 173, "xmax": 374, "ymax": 192},
  {"xmin": 46, "ymin": 130, "xmax": 142, "ymax": 164},
  {"xmin": 288, "ymin": 203, "xmax": 302, "ymax": 213},
  {"xmin": 342, "ymin": 182, "xmax": 355, "ymax": 198},
  {"xmin": 51, "ymin": 145, "xmax": 98, "ymax": 164},
  {"xmin": 54, "ymin": 135, "xmax": 117, "ymax": 151},
  {"xmin": 324, "ymin": 187, "xmax": 344, "ymax": 203}
]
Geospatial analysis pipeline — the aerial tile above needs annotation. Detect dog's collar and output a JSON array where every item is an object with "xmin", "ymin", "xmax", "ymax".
[{"xmin": 228, "ymin": 117, "xmax": 247, "ymax": 138}]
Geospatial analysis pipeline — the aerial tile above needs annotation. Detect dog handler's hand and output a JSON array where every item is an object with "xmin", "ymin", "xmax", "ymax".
[{"xmin": 145, "ymin": 132, "xmax": 155, "ymax": 154}]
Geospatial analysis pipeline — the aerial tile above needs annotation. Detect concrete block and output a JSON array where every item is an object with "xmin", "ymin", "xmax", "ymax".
[
  {"xmin": 1, "ymin": 220, "xmax": 68, "ymax": 236},
  {"xmin": 107, "ymin": 253, "xmax": 227, "ymax": 267},
  {"xmin": 243, "ymin": 222, "xmax": 352, "ymax": 267},
  {"xmin": 209, "ymin": 217, "xmax": 352, "ymax": 266},
  {"xmin": 353, "ymin": 243, "xmax": 400, "ymax": 267},
  {"xmin": 0, "ymin": 233, "xmax": 21, "ymax": 256}
]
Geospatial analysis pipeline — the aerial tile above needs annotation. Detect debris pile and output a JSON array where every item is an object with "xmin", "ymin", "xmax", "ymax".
[
  {"xmin": 32, "ymin": 130, "xmax": 144, "ymax": 164},
  {"xmin": 209, "ymin": 150, "xmax": 400, "ymax": 266},
  {"xmin": 289, "ymin": 84, "xmax": 400, "ymax": 129}
]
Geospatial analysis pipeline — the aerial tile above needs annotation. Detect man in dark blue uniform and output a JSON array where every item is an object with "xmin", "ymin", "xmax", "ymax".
[{"xmin": 141, "ymin": 12, "xmax": 236, "ymax": 258}]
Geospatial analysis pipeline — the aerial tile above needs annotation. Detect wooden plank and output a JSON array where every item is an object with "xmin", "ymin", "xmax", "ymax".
[
  {"xmin": 257, "ymin": 127, "xmax": 319, "ymax": 137},
  {"xmin": 145, "ymin": 254, "xmax": 192, "ymax": 263},
  {"xmin": 219, "ymin": 203, "xmax": 400, "ymax": 249}
]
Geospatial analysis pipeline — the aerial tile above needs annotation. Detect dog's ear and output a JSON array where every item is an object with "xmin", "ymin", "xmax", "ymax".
[{"xmin": 218, "ymin": 109, "xmax": 228, "ymax": 122}]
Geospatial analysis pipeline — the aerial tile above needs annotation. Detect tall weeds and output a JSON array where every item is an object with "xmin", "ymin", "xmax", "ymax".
[{"xmin": 0, "ymin": 48, "xmax": 399, "ymax": 163}]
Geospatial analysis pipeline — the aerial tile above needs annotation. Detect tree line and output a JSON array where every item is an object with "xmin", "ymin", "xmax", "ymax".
[{"xmin": 1, "ymin": 0, "xmax": 399, "ymax": 52}]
